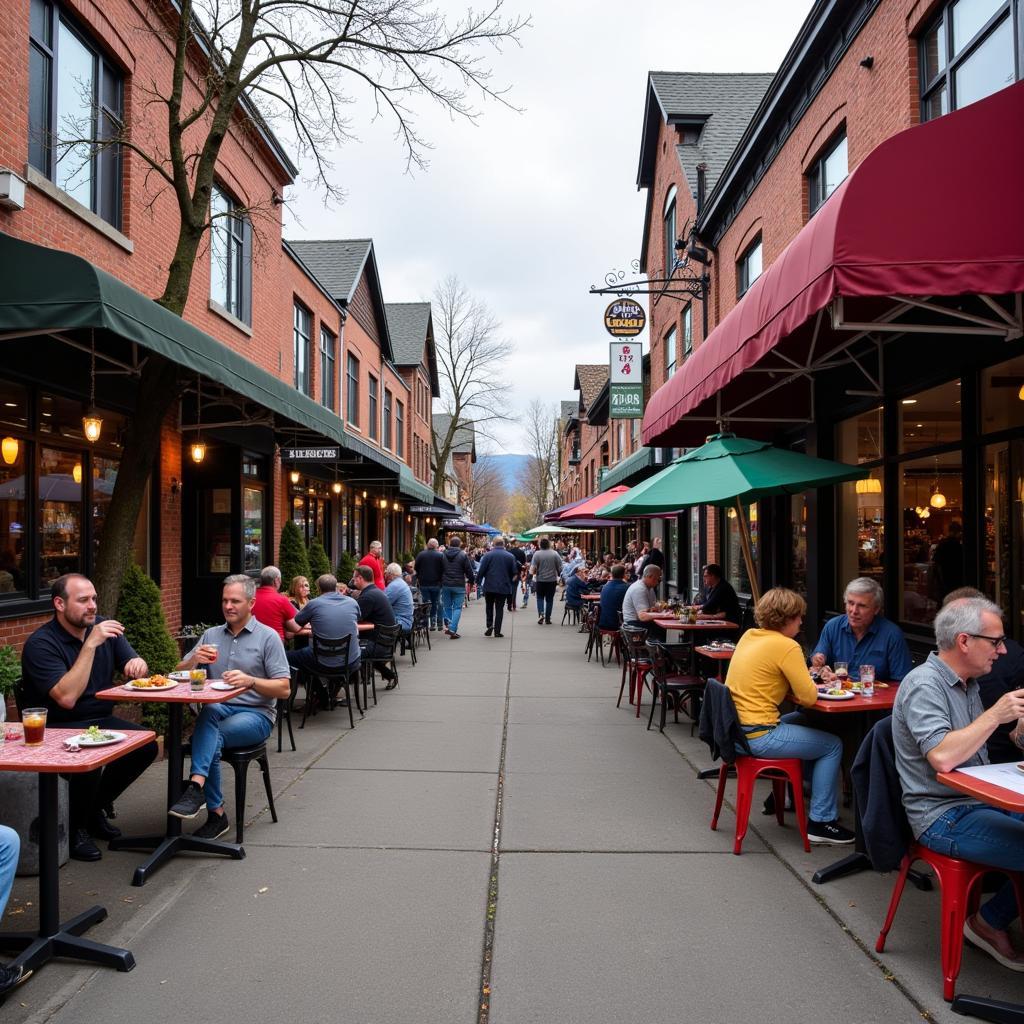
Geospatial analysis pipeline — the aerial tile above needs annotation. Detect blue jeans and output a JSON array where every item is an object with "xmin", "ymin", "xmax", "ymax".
[
  {"xmin": 535, "ymin": 581, "xmax": 556, "ymax": 621},
  {"xmin": 920, "ymin": 804, "xmax": 1024, "ymax": 931},
  {"xmin": 420, "ymin": 585, "xmax": 442, "ymax": 628},
  {"xmin": 0, "ymin": 825, "xmax": 18, "ymax": 917},
  {"xmin": 189, "ymin": 703, "xmax": 273, "ymax": 813},
  {"xmin": 744, "ymin": 711, "xmax": 843, "ymax": 822},
  {"xmin": 441, "ymin": 586, "xmax": 466, "ymax": 633}
]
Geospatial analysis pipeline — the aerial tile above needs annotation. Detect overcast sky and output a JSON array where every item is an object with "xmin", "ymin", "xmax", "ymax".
[{"xmin": 284, "ymin": 0, "xmax": 813, "ymax": 454}]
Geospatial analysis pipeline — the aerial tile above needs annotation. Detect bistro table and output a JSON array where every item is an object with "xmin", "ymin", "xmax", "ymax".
[
  {"xmin": 938, "ymin": 767, "xmax": 1024, "ymax": 1024},
  {"xmin": 97, "ymin": 678, "xmax": 247, "ymax": 887},
  {"xmin": 694, "ymin": 645, "xmax": 734, "ymax": 679},
  {"xmin": 654, "ymin": 619, "xmax": 739, "ymax": 673},
  {"xmin": 0, "ymin": 726, "xmax": 155, "ymax": 975}
]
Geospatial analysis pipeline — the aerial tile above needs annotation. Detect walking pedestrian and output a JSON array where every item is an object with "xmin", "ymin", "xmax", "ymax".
[
  {"xmin": 530, "ymin": 538, "xmax": 563, "ymax": 625},
  {"xmin": 440, "ymin": 537, "xmax": 475, "ymax": 639},
  {"xmin": 414, "ymin": 538, "xmax": 445, "ymax": 630},
  {"xmin": 477, "ymin": 537, "xmax": 518, "ymax": 637}
]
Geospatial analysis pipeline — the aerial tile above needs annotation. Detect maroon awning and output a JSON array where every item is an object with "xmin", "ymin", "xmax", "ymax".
[{"xmin": 643, "ymin": 82, "xmax": 1024, "ymax": 447}]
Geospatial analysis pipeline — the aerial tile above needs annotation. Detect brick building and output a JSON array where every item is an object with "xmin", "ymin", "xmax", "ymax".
[
  {"xmin": 0, "ymin": 0, "xmax": 438, "ymax": 640},
  {"xmin": 636, "ymin": 0, "xmax": 1024, "ymax": 645}
]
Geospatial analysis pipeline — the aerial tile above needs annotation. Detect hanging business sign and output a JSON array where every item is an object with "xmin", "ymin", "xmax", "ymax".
[
  {"xmin": 609, "ymin": 341, "xmax": 641, "ymax": 383},
  {"xmin": 280, "ymin": 446, "xmax": 341, "ymax": 461},
  {"xmin": 603, "ymin": 298, "xmax": 646, "ymax": 337},
  {"xmin": 609, "ymin": 384, "xmax": 644, "ymax": 419}
]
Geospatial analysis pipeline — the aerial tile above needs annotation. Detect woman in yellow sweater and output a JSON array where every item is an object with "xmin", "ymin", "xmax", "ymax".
[{"xmin": 728, "ymin": 588, "xmax": 854, "ymax": 845}]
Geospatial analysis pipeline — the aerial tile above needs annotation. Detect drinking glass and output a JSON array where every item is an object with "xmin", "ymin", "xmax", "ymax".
[
  {"xmin": 22, "ymin": 708, "xmax": 48, "ymax": 746},
  {"xmin": 859, "ymin": 665, "xmax": 875, "ymax": 697},
  {"xmin": 190, "ymin": 668, "xmax": 206, "ymax": 692},
  {"xmin": 834, "ymin": 662, "xmax": 850, "ymax": 689}
]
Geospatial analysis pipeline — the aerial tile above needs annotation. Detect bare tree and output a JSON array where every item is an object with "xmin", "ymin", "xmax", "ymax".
[
  {"xmin": 63, "ymin": 0, "xmax": 528, "ymax": 612},
  {"xmin": 466, "ymin": 455, "xmax": 508, "ymax": 526},
  {"xmin": 431, "ymin": 275, "xmax": 513, "ymax": 493},
  {"xmin": 517, "ymin": 399, "xmax": 558, "ymax": 521}
]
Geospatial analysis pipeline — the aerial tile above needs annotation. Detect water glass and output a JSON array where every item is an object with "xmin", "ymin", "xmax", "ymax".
[{"xmin": 859, "ymin": 665, "xmax": 875, "ymax": 698}]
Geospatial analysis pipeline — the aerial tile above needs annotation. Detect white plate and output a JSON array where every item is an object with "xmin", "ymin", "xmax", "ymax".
[
  {"xmin": 169, "ymin": 671, "xmax": 191, "ymax": 681},
  {"xmin": 124, "ymin": 679, "xmax": 179, "ymax": 691},
  {"xmin": 818, "ymin": 691, "xmax": 856, "ymax": 701},
  {"xmin": 210, "ymin": 681, "xmax": 235, "ymax": 691},
  {"xmin": 73, "ymin": 730, "xmax": 128, "ymax": 747}
]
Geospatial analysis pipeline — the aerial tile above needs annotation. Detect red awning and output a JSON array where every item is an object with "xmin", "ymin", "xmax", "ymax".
[
  {"xmin": 643, "ymin": 82, "xmax": 1024, "ymax": 447},
  {"xmin": 558, "ymin": 486, "xmax": 629, "ymax": 519}
]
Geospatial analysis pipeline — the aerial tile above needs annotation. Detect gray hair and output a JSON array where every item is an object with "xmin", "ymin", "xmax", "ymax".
[
  {"xmin": 259, "ymin": 566, "xmax": 281, "ymax": 588},
  {"xmin": 845, "ymin": 577, "xmax": 883, "ymax": 610},
  {"xmin": 642, "ymin": 565, "xmax": 662, "ymax": 580},
  {"xmin": 224, "ymin": 574, "xmax": 257, "ymax": 600},
  {"xmin": 427, "ymin": 538, "xmax": 439, "ymax": 549},
  {"xmin": 316, "ymin": 574, "xmax": 337, "ymax": 593},
  {"xmin": 492, "ymin": 536, "xmax": 505, "ymax": 547},
  {"xmin": 385, "ymin": 562, "xmax": 402, "ymax": 578},
  {"xmin": 934, "ymin": 597, "xmax": 1003, "ymax": 651}
]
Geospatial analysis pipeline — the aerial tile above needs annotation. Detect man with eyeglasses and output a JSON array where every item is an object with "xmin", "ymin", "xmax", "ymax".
[{"xmin": 892, "ymin": 596, "xmax": 1024, "ymax": 972}]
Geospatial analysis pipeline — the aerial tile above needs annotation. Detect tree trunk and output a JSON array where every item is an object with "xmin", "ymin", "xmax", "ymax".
[{"xmin": 93, "ymin": 354, "xmax": 181, "ymax": 616}]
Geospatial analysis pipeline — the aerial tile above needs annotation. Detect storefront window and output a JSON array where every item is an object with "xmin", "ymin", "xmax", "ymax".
[
  {"xmin": 899, "ymin": 379, "xmax": 962, "ymax": 453},
  {"xmin": 0, "ymin": 439, "xmax": 26, "ymax": 595},
  {"xmin": 837, "ymin": 477, "xmax": 884, "ymax": 590},
  {"xmin": 201, "ymin": 488, "xmax": 233, "ymax": 575},
  {"xmin": 39, "ymin": 446, "xmax": 82, "ymax": 586},
  {"xmin": 837, "ymin": 405, "xmax": 884, "ymax": 463},
  {"xmin": 243, "ymin": 487, "xmax": 263, "ymax": 573},
  {"xmin": 91, "ymin": 454, "xmax": 118, "ymax": 570},
  {"xmin": 689, "ymin": 508, "xmax": 701, "ymax": 596},
  {"xmin": 980, "ymin": 353, "xmax": 1024, "ymax": 434},
  {"xmin": 791, "ymin": 493, "xmax": 808, "ymax": 596},
  {"xmin": 983, "ymin": 440, "xmax": 1023, "ymax": 638},
  {"xmin": 0, "ymin": 381, "xmax": 29, "ymax": 433},
  {"xmin": 725, "ymin": 503, "xmax": 758, "ymax": 596},
  {"xmin": 666, "ymin": 518, "xmax": 678, "ymax": 588},
  {"xmin": 899, "ymin": 450, "xmax": 964, "ymax": 624}
]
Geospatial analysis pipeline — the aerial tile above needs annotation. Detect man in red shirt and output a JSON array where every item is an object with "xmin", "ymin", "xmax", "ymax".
[
  {"xmin": 252, "ymin": 566, "xmax": 302, "ymax": 642},
  {"xmin": 358, "ymin": 540, "xmax": 386, "ymax": 591}
]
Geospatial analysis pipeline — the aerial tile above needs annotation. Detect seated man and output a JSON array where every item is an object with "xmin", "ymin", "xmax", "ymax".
[
  {"xmin": 21, "ymin": 573, "xmax": 158, "ymax": 861},
  {"xmin": 0, "ymin": 825, "xmax": 29, "ymax": 995},
  {"xmin": 697, "ymin": 563, "xmax": 741, "ymax": 624},
  {"xmin": 812, "ymin": 577, "xmax": 912, "ymax": 682},
  {"xmin": 383, "ymin": 562, "xmax": 414, "ymax": 634},
  {"xmin": 353, "ymin": 565, "xmax": 398, "ymax": 687},
  {"xmin": 286, "ymin": 574, "xmax": 361, "ymax": 703},
  {"xmin": 564, "ymin": 566, "xmax": 589, "ymax": 610},
  {"xmin": 597, "ymin": 564, "xmax": 629, "ymax": 630},
  {"xmin": 621, "ymin": 565, "xmax": 666, "ymax": 641},
  {"xmin": 252, "ymin": 565, "xmax": 304, "ymax": 644},
  {"xmin": 893, "ymin": 596, "xmax": 1024, "ymax": 969},
  {"xmin": 169, "ymin": 575, "xmax": 290, "ymax": 839}
]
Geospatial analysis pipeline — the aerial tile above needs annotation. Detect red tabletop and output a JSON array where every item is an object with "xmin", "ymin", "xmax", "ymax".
[
  {"xmin": 805, "ymin": 682, "xmax": 899, "ymax": 713},
  {"xmin": 582, "ymin": 593, "xmax": 602, "ymax": 601},
  {"xmin": 654, "ymin": 619, "xmax": 739, "ymax": 632},
  {"xmin": 96, "ymin": 680, "xmax": 246, "ymax": 704},
  {"xmin": 0, "ymin": 727, "xmax": 156, "ymax": 773},
  {"xmin": 938, "ymin": 768, "xmax": 1024, "ymax": 813},
  {"xmin": 357, "ymin": 622, "xmax": 374, "ymax": 632},
  {"xmin": 694, "ymin": 646, "xmax": 734, "ymax": 661}
]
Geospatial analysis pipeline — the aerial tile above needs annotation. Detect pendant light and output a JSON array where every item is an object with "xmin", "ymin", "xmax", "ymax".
[
  {"xmin": 72, "ymin": 462, "xmax": 83, "ymax": 484},
  {"xmin": 929, "ymin": 458, "xmax": 946, "ymax": 508},
  {"xmin": 190, "ymin": 375, "xmax": 206, "ymax": 464},
  {"xmin": 332, "ymin": 481, "xmax": 342, "ymax": 495},
  {"xmin": 0, "ymin": 437, "xmax": 18, "ymax": 465},
  {"xmin": 290, "ymin": 470, "xmax": 301, "ymax": 485},
  {"xmin": 82, "ymin": 330, "xmax": 103, "ymax": 443}
]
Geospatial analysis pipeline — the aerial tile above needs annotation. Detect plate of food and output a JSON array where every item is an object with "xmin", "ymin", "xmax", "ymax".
[
  {"xmin": 74, "ymin": 726, "xmax": 128, "ymax": 747},
  {"xmin": 818, "ymin": 689, "xmax": 856, "ymax": 701},
  {"xmin": 124, "ymin": 675, "xmax": 178, "ymax": 691}
]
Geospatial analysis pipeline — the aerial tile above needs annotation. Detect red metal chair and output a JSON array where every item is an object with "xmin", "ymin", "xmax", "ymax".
[
  {"xmin": 711, "ymin": 754, "xmax": 810, "ymax": 855},
  {"xmin": 617, "ymin": 625, "xmax": 651, "ymax": 716},
  {"xmin": 875, "ymin": 842, "xmax": 1024, "ymax": 1001}
]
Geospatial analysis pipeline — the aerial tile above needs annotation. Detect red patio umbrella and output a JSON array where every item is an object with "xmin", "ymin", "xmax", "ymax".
[{"xmin": 557, "ymin": 486, "xmax": 630, "ymax": 520}]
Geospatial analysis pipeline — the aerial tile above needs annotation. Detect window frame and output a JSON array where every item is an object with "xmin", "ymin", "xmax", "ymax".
[
  {"xmin": 807, "ymin": 129, "xmax": 848, "ymax": 217},
  {"xmin": 293, "ymin": 301, "xmax": 312, "ymax": 397},
  {"xmin": 29, "ymin": 0, "xmax": 124, "ymax": 227},
  {"xmin": 682, "ymin": 304, "xmax": 693, "ymax": 359},
  {"xmin": 346, "ymin": 353, "xmax": 360, "ymax": 427},
  {"xmin": 395, "ymin": 399, "xmax": 405, "ymax": 458},
  {"xmin": 319, "ymin": 325, "xmax": 336, "ymax": 411},
  {"xmin": 737, "ymin": 236, "xmax": 763, "ymax": 298},
  {"xmin": 368, "ymin": 374, "xmax": 379, "ymax": 441},
  {"xmin": 919, "ymin": 0, "xmax": 1020, "ymax": 120},
  {"xmin": 663, "ymin": 186, "xmax": 678, "ymax": 278},
  {"xmin": 210, "ymin": 184, "xmax": 252, "ymax": 324},
  {"xmin": 382, "ymin": 387, "xmax": 393, "ymax": 450},
  {"xmin": 664, "ymin": 325, "xmax": 677, "ymax": 380}
]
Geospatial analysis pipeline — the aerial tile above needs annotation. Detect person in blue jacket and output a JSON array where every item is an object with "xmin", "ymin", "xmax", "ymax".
[
  {"xmin": 598, "ymin": 564, "xmax": 630, "ymax": 629},
  {"xmin": 564, "ymin": 566, "xmax": 590, "ymax": 611},
  {"xmin": 476, "ymin": 538, "xmax": 518, "ymax": 638}
]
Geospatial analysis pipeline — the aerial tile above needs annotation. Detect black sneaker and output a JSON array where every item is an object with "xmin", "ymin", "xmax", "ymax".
[
  {"xmin": 0, "ymin": 963, "xmax": 31, "ymax": 998},
  {"xmin": 807, "ymin": 819, "xmax": 855, "ymax": 845},
  {"xmin": 485, "ymin": 628, "xmax": 493, "ymax": 637},
  {"xmin": 494, "ymin": 632, "xmax": 504, "ymax": 638},
  {"xmin": 70, "ymin": 828, "xmax": 101, "ymax": 862},
  {"xmin": 192, "ymin": 811, "xmax": 230, "ymax": 841},
  {"xmin": 169, "ymin": 781, "xmax": 206, "ymax": 820}
]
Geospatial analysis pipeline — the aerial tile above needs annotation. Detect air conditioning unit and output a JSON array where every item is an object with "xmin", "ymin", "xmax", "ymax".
[{"xmin": 0, "ymin": 170, "xmax": 26, "ymax": 211}]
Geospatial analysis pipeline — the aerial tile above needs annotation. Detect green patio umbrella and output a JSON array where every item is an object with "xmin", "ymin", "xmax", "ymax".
[{"xmin": 597, "ymin": 433, "xmax": 868, "ymax": 601}]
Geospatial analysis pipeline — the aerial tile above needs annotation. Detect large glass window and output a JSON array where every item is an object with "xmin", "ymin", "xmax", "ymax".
[
  {"xmin": 0, "ymin": 437, "xmax": 27, "ymax": 596},
  {"xmin": 807, "ymin": 131, "xmax": 848, "ymax": 216},
  {"xmin": 980, "ymin": 352, "xmax": 1024, "ymax": 434},
  {"xmin": 320, "ymin": 326, "xmax": 336, "ymax": 410},
  {"xmin": 293, "ymin": 302, "xmax": 311, "ymax": 396},
  {"xmin": 899, "ymin": 450, "xmax": 964, "ymax": 625},
  {"xmin": 346, "ymin": 353, "xmax": 360, "ymax": 426},
  {"xmin": 368, "ymin": 375, "xmax": 379, "ymax": 440},
  {"xmin": 725, "ymin": 503, "xmax": 758, "ymax": 596},
  {"xmin": 383, "ymin": 388, "xmax": 393, "ymax": 449},
  {"xmin": 682, "ymin": 304, "xmax": 693, "ymax": 359},
  {"xmin": 791, "ymin": 494, "xmax": 808, "ymax": 596},
  {"xmin": 395, "ymin": 400, "xmax": 404, "ymax": 458},
  {"xmin": 983, "ymin": 440, "xmax": 1024, "ymax": 638},
  {"xmin": 920, "ymin": 0, "xmax": 1019, "ymax": 120},
  {"xmin": 39, "ymin": 446, "xmax": 82, "ymax": 586},
  {"xmin": 210, "ymin": 185, "xmax": 251, "ymax": 323},
  {"xmin": 689, "ymin": 508, "xmax": 701, "ymax": 597},
  {"xmin": 663, "ymin": 186, "xmax": 677, "ymax": 277},
  {"xmin": 737, "ymin": 237, "xmax": 763, "ymax": 297},
  {"xmin": 29, "ymin": 0, "xmax": 123, "ymax": 226},
  {"xmin": 243, "ymin": 487, "xmax": 263, "ymax": 573},
  {"xmin": 665, "ymin": 326, "xmax": 677, "ymax": 380},
  {"xmin": 837, "ymin": 406, "xmax": 886, "ymax": 589},
  {"xmin": 899, "ymin": 379, "xmax": 962, "ymax": 453}
]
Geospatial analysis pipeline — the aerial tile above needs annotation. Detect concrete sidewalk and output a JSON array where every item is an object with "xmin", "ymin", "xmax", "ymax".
[{"xmin": 3, "ymin": 600, "xmax": 1020, "ymax": 1022}]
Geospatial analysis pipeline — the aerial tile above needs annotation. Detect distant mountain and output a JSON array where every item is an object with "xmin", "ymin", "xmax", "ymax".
[{"xmin": 479, "ymin": 453, "xmax": 531, "ymax": 494}]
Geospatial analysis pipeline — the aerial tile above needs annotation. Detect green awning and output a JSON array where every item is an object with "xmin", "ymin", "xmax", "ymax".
[
  {"xmin": 0, "ymin": 232, "xmax": 347, "ymax": 445},
  {"xmin": 398, "ymin": 464, "xmax": 433, "ymax": 503},
  {"xmin": 600, "ymin": 446, "xmax": 657, "ymax": 491}
]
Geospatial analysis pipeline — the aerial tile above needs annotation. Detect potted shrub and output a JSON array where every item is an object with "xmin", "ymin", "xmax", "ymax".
[
  {"xmin": 307, "ymin": 535, "xmax": 331, "ymax": 578},
  {"xmin": 279, "ymin": 520, "xmax": 311, "ymax": 586},
  {"xmin": 335, "ymin": 551, "xmax": 357, "ymax": 588},
  {"xmin": 0, "ymin": 643, "xmax": 21, "ymax": 722}
]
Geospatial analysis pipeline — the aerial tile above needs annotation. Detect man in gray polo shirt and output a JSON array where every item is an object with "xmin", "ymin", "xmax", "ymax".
[
  {"xmin": 288, "ymin": 574, "xmax": 361, "ymax": 674},
  {"xmin": 892, "ymin": 596, "xmax": 1024, "ymax": 971},
  {"xmin": 168, "ymin": 575, "xmax": 290, "ymax": 840},
  {"xmin": 621, "ymin": 565, "xmax": 666, "ymax": 641}
]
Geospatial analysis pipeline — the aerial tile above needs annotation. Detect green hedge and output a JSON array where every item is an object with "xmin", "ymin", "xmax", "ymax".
[
  {"xmin": 307, "ymin": 535, "xmax": 331, "ymax": 578},
  {"xmin": 279, "ymin": 520, "xmax": 311, "ymax": 587}
]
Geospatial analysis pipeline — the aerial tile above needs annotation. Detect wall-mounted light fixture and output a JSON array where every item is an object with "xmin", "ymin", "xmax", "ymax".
[
  {"xmin": 332, "ymin": 481, "xmax": 343, "ymax": 495},
  {"xmin": 290, "ymin": 470, "xmax": 301, "ymax": 485},
  {"xmin": 190, "ymin": 441, "xmax": 206, "ymax": 464}
]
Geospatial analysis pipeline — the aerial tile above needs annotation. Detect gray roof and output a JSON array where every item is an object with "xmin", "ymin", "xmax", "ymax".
[
  {"xmin": 648, "ymin": 72, "xmax": 775, "ymax": 199},
  {"xmin": 433, "ymin": 414, "xmax": 476, "ymax": 456},
  {"xmin": 560, "ymin": 400, "xmax": 578, "ymax": 421},
  {"xmin": 385, "ymin": 303, "xmax": 431, "ymax": 364},
  {"xmin": 284, "ymin": 239, "xmax": 372, "ymax": 304}
]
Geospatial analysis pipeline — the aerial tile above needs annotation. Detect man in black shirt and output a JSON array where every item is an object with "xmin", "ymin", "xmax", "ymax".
[
  {"xmin": 20, "ymin": 574, "xmax": 159, "ymax": 861},
  {"xmin": 698, "ymin": 563, "xmax": 742, "ymax": 625},
  {"xmin": 353, "ymin": 565, "xmax": 398, "ymax": 684}
]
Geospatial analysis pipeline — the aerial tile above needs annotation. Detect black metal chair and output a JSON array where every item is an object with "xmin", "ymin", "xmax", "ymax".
[
  {"xmin": 561, "ymin": 602, "xmax": 582, "ymax": 626},
  {"xmin": 399, "ymin": 619, "xmax": 418, "ymax": 666},
  {"xmin": 645, "ymin": 640, "xmax": 706, "ymax": 733},
  {"xmin": 360, "ymin": 622, "xmax": 402, "ymax": 706},
  {"xmin": 309, "ymin": 633, "xmax": 361, "ymax": 729},
  {"xmin": 277, "ymin": 672, "xmax": 298, "ymax": 752},
  {"xmin": 411, "ymin": 601, "xmax": 432, "ymax": 652}
]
